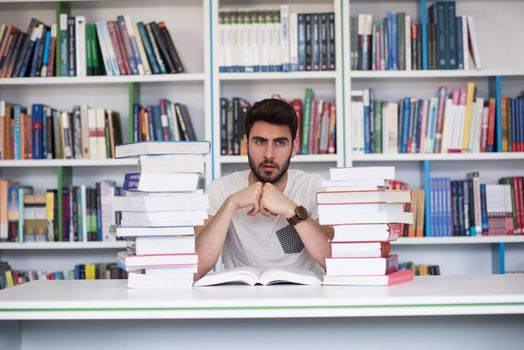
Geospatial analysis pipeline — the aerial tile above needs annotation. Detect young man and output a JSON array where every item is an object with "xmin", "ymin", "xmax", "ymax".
[{"xmin": 195, "ymin": 98, "xmax": 333, "ymax": 279}]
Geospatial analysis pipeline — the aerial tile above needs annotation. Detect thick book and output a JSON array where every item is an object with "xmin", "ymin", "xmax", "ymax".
[
  {"xmin": 127, "ymin": 271, "xmax": 194, "ymax": 289},
  {"xmin": 112, "ymin": 192, "xmax": 209, "ymax": 212},
  {"xmin": 109, "ymin": 225, "xmax": 195, "ymax": 237},
  {"xmin": 138, "ymin": 154, "xmax": 204, "ymax": 173},
  {"xmin": 317, "ymin": 190, "xmax": 412, "ymax": 205},
  {"xmin": 127, "ymin": 235, "xmax": 195, "ymax": 256},
  {"xmin": 115, "ymin": 141, "xmax": 210, "ymax": 158},
  {"xmin": 319, "ymin": 203, "xmax": 405, "ymax": 216},
  {"xmin": 119, "ymin": 209, "xmax": 207, "ymax": 224},
  {"xmin": 123, "ymin": 172, "xmax": 199, "ymax": 192},
  {"xmin": 322, "ymin": 269, "xmax": 413, "ymax": 286},
  {"xmin": 319, "ymin": 211, "xmax": 413, "ymax": 225},
  {"xmin": 331, "ymin": 241, "xmax": 391, "ymax": 258},
  {"xmin": 329, "ymin": 166, "xmax": 395, "ymax": 181},
  {"xmin": 331, "ymin": 223, "xmax": 401, "ymax": 242},
  {"xmin": 325, "ymin": 254, "xmax": 399, "ymax": 276},
  {"xmin": 117, "ymin": 251, "xmax": 198, "ymax": 270},
  {"xmin": 194, "ymin": 266, "xmax": 322, "ymax": 287}
]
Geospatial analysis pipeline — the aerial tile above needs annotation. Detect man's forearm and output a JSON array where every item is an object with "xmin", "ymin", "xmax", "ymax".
[
  {"xmin": 294, "ymin": 219, "xmax": 333, "ymax": 269},
  {"xmin": 195, "ymin": 198, "xmax": 236, "ymax": 278}
]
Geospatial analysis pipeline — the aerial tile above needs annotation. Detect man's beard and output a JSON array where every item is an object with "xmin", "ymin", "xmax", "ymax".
[{"xmin": 248, "ymin": 151, "xmax": 292, "ymax": 184}]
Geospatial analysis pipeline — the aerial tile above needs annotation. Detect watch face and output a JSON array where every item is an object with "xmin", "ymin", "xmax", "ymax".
[{"xmin": 296, "ymin": 206, "xmax": 309, "ymax": 220}]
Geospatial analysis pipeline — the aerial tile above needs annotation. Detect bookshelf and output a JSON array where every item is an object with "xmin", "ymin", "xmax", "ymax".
[
  {"xmin": 0, "ymin": 0, "xmax": 523, "ymax": 279},
  {"xmin": 343, "ymin": 0, "xmax": 524, "ymax": 275},
  {"xmin": 0, "ymin": 0, "xmax": 212, "ymax": 275}
]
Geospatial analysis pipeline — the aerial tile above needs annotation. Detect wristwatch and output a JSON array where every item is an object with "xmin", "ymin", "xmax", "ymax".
[{"xmin": 287, "ymin": 205, "xmax": 309, "ymax": 226}]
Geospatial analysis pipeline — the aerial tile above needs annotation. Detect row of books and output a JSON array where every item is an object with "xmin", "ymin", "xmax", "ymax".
[
  {"xmin": 351, "ymin": 1, "xmax": 481, "ymax": 71},
  {"xmin": 131, "ymin": 100, "xmax": 197, "ymax": 143},
  {"xmin": 0, "ymin": 180, "xmax": 118, "ymax": 243},
  {"xmin": 399, "ymin": 262, "xmax": 441, "ymax": 276},
  {"xmin": 218, "ymin": 7, "xmax": 336, "ymax": 73},
  {"xmin": 113, "ymin": 141, "xmax": 211, "ymax": 288},
  {"xmin": 0, "ymin": 102, "xmax": 122, "ymax": 160},
  {"xmin": 351, "ymin": 85, "xmax": 523, "ymax": 155},
  {"xmin": 0, "ymin": 261, "xmax": 126, "ymax": 290},
  {"xmin": 0, "ymin": 14, "xmax": 184, "ymax": 78},
  {"xmin": 319, "ymin": 166, "xmax": 414, "ymax": 286},
  {"xmin": 220, "ymin": 91, "xmax": 336, "ymax": 156},
  {"xmin": 429, "ymin": 175, "xmax": 524, "ymax": 237}
]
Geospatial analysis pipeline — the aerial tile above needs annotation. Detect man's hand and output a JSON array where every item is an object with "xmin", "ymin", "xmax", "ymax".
[
  {"xmin": 259, "ymin": 182, "xmax": 296, "ymax": 218},
  {"xmin": 228, "ymin": 182, "xmax": 264, "ymax": 216}
]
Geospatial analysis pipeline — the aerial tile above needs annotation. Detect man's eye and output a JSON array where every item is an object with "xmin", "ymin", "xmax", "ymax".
[
  {"xmin": 255, "ymin": 139, "xmax": 264, "ymax": 145},
  {"xmin": 276, "ymin": 140, "xmax": 286, "ymax": 146}
]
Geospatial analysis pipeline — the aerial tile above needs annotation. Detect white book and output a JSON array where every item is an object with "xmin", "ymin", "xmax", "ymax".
[
  {"xmin": 96, "ymin": 108, "xmax": 106, "ymax": 159},
  {"xmin": 168, "ymin": 103, "xmax": 181, "ymax": 141},
  {"xmin": 109, "ymin": 225, "xmax": 195, "ymax": 237},
  {"xmin": 112, "ymin": 193, "xmax": 209, "ymax": 212},
  {"xmin": 248, "ymin": 11, "xmax": 259, "ymax": 70},
  {"xmin": 120, "ymin": 209, "xmax": 208, "ymax": 222},
  {"xmin": 386, "ymin": 102, "xmax": 398, "ymax": 154},
  {"xmin": 467, "ymin": 16, "xmax": 481, "ymax": 69},
  {"xmin": 80, "ymin": 105, "xmax": 90, "ymax": 159},
  {"xmin": 194, "ymin": 266, "xmax": 321, "ymax": 287},
  {"xmin": 331, "ymin": 241, "xmax": 389, "ymax": 258},
  {"xmin": 127, "ymin": 236, "xmax": 195, "ymax": 255},
  {"xmin": 95, "ymin": 21, "xmax": 115, "ymax": 76},
  {"xmin": 115, "ymin": 141, "xmax": 210, "ymax": 158},
  {"xmin": 289, "ymin": 12, "xmax": 298, "ymax": 71},
  {"xmin": 224, "ymin": 11, "xmax": 233, "ymax": 71},
  {"xmin": 470, "ymin": 98, "xmax": 484, "ymax": 153},
  {"xmin": 125, "ymin": 172, "xmax": 199, "ymax": 192},
  {"xmin": 319, "ymin": 211, "xmax": 413, "ymax": 225},
  {"xmin": 317, "ymin": 190, "xmax": 411, "ymax": 205},
  {"xmin": 325, "ymin": 255, "xmax": 398, "ymax": 276},
  {"xmin": 425, "ymin": 97, "xmax": 438, "ymax": 153},
  {"xmin": 118, "ymin": 251, "xmax": 198, "ymax": 269},
  {"xmin": 138, "ymin": 154, "xmax": 204, "ymax": 173},
  {"xmin": 332, "ymin": 224, "xmax": 400, "ymax": 243},
  {"xmin": 102, "ymin": 21, "xmax": 120, "ymax": 75},
  {"xmin": 323, "ymin": 270, "xmax": 413, "ymax": 286},
  {"xmin": 440, "ymin": 98, "xmax": 453, "ymax": 153},
  {"xmin": 280, "ymin": 5, "xmax": 290, "ymax": 71},
  {"xmin": 145, "ymin": 265, "xmax": 198, "ymax": 274},
  {"xmin": 462, "ymin": 16, "xmax": 469, "ymax": 70},
  {"xmin": 322, "ymin": 179, "xmax": 387, "ymax": 188},
  {"xmin": 405, "ymin": 15, "xmax": 411, "ymax": 71},
  {"xmin": 272, "ymin": 9, "xmax": 282, "ymax": 69},
  {"xmin": 120, "ymin": 218, "xmax": 204, "ymax": 227},
  {"xmin": 75, "ymin": 16, "xmax": 86, "ymax": 77},
  {"xmin": 218, "ymin": 12, "xmax": 227, "ymax": 70},
  {"xmin": 319, "ymin": 203, "xmax": 405, "ymax": 216},
  {"xmin": 100, "ymin": 181, "xmax": 116, "ymax": 241},
  {"xmin": 351, "ymin": 91, "xmax": 364, "ymax": 154},
  {"xmin": 329, "ymin": 166, "xmax": 395, "ymax": 181},
  {"xmin": 124, "ymin": 15, "xmax": 145, "ymax": 75},
  {"xmin": 455, "ymin": 98, "xmax": 466, "ymax": 152},
  {"xmin": 127, "ymin": 271, "xmax": 194, "ymax": 289}
]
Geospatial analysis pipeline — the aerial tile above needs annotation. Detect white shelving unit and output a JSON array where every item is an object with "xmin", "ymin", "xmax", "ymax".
[
  {"xmin": 342, "ymin": 0, "xmax": 524, "ymax": 275},
  {"xmin": 0, "ymin": 242, "xmax": 126, "ymax": 250},
  {"xmin": 211, "ymin": 0, "xmax": 345, "ymax": 180}
]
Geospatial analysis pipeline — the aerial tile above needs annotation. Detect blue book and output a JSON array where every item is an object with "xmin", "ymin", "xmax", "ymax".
[
  {"xmin": 29, "ymin": 26, "xmax": 43, "ymax": 77},
  {"xmin": 137, "ymin": 22, "xmax": 160, "ymax": 74},
  {"xmin": 297, "ymin": 14, "xmax": 306, "ymax": 71},
  {"xmin": 41, "ymin": 27, "xmax": 51, "ymax": 72},
  {"xmin": 13, "ymin": 105, "xmax": 22, "ymax": 160},
  {"xmin": 387, "ymin": 12, "xmax": 393, "ymax": 69},
  {"xmin": 444, "ymin": 177, "xmax": 452, "ymax": 236},
  {"xmin": 391, "ymin": 13, "xmax": 398, "ymax": 70},
  {"xmin": 446, "ymin": 1, "xmax": 458, "ymax": 69},
  {"xmin": 133, "ymin": 103, "xmax": 140, "ymax": 142},
  {"xmin": 429, "ymin": 178, "xmax": 436, "ymax": 237},
  {"xmin": 31, "ymin": 104, "xmax": 44, "ymax": 159},
  {"xmin": 400, "ymin": 98, "xmax": 410, "ymax": 153},
  {"xmin": 363, "ymin": 89, "xmax": 371, "ymax": 153},
  {"xmin": 123, "ymin": 172, "xmax": 140, "ymax": 191},
  {"xmin": 455, "ymin": 17, "xmax": 464, "ymax": 69},
  {"xmin": 42, "ymin": 106, "xmax": 48, "ymax": 158},
  {"xmin": 151, "ymin": 105, "xmax": 163, "ymax": 141},
  {"xmin": 479, "ymin": 184, "xmax": 488, "ymax": 235}
]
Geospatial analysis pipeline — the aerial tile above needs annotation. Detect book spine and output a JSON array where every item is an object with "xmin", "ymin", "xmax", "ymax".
[
  {"xmin": 116, "ymin": 15, "xmax": 138, "ymax": 75},
  {"xmin": 297, "ymin": 14, "xmax": 306, "ymax": 71},
  {"xmin": 75, "ymin": 16, "xmax": 86, "ymax": 77},
  {"xmin": 137, "ymin": 22, "xmax": 160, "ymax": 74},
  {"xmin": 158, "ymin": 22, "xmax": 184, "ymax": 73},
  {"xmin": 145, "ymin": 23, "xmax": 166, "ymax": 74},
  {"xmin": 67, "ymin": 16, "xmax": 76, "ymax": 76}
]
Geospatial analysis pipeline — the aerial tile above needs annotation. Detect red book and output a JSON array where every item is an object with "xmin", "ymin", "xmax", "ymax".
[
  {"xmin": 327, "ymin": 103, "xmax": 336, "ymax": 154},
  {"xmin": 107, "ymin": 21, "xmax": 130, "ymax": 75},
  {"xmin": 323, "ymin": 269, "xmax": 414, "ymax": 286},
  {"xmin": 486, "ymin": 98, "xmax": 496, "ymax": 152}
]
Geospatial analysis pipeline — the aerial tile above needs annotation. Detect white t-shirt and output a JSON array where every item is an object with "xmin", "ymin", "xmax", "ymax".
[{"xmin": 206, "ymin": 169, "xmax": 325, "ymax": 275}]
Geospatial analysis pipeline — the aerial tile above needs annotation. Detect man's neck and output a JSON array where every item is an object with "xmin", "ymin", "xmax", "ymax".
[{"xmin": 248, "ymin": 171, "xmax": 288, "ymax": 192}]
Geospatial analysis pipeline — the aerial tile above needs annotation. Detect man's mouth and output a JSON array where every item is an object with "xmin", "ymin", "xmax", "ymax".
[{"xmin": 261, "ymin": 163, "xmax": 277, "ymax": 171}]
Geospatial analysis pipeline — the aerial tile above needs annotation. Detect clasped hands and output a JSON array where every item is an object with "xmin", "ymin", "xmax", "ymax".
[{"xmin": 229, "ymin": 182, "xmax": 296, "ymax": 218}]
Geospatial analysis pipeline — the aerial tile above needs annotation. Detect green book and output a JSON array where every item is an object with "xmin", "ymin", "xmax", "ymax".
[
  {"xmin": 301, "ymin": 88, "xmax": 314, "ymax": 154},
  {"xmin": 374, "ymin": 100, "xmax": 382, "ymax": 153},
  {"xmin": 499, "ymin": 177, "xmax": 517, "ymax": 234}
]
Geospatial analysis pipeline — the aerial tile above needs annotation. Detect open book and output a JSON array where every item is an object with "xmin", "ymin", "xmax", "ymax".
[{"xmin": 194, "ymin": 266, "xmax": 322, "ymax": 286}]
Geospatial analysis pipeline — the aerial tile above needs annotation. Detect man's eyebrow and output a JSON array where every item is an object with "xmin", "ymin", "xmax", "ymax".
[
  {"xmin": 274, "ymin": 137, "xmax": 290, "ymax": 142},
  {"xmin": 251, "ymin": 136, "xmax": 268, "ymax": 141}
]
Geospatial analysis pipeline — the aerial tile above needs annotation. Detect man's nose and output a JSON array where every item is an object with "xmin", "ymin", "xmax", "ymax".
[{"xmin": 264, "ymin": 143, "xmax": 275, "ymax": 159}]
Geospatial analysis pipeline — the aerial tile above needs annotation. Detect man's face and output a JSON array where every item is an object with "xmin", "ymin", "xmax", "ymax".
[{"xmin": 246, "ymin": 121, "xmax": 297, "ymax": 184}]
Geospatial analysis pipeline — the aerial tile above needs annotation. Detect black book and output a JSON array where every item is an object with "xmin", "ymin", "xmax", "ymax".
[
  {"xmin": 174, "ymin": 103, "xmax": 197, "ymax": 141},
  {"xmin": 148, "ymin": 22, "xmax": 176, "ymax": 73},
  {"xmin": 220, "ymin": 98, "xmax": 228, "ymax": 155},
  {"xmin": 319, "ymin": 13, "xmax": 328, "ymax": 70},
  {"xmin": 4, "ymin": 32, "xmax": 25, "ymax": 77},
  {"xmin": 327, "ymin": 12, "xmax": 336, "ymax": 70},
  {"xmin": 304, "ymin": 14, "xmax": 312, "ymax": 71},
  {"xmin": 158, "ymin": 21, "xmax": 185, "ymax": 73},
  {"xmin": 232, "ymin": 97, "xmax": 240, "ymax": 155},
  {"xmin": 13, "ymin": 18, "xmax": 43, "ymax": 77},
  {"xmin": 67, "ymin": 16, "xmax": 76, "ymax": 76}
]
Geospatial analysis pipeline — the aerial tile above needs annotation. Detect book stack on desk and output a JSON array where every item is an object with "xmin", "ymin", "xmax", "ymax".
[
  {"xmin": 110, "ymin": 141, "xmax": 210, "ymax": 288},
  {"xmin": 318, "ymin": 167, "xmax": 414, "ymax": 286}
]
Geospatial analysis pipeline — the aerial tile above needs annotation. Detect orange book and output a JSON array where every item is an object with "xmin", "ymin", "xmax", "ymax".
[{"xmin": 501, "ymin": 96, "xmax": 508, "ymax": 152}]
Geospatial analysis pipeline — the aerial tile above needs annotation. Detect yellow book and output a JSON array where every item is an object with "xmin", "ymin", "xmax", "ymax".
[
  {"xmin": 419, "ymin": 265, "xmax": 429, "ymax": 276},
  {"xmin": 416, "ymin": 189, "xmax": 426, "ymax": 238},
  {"xmin": 407, "ymin": 190, "xmax": 417, "ymax": 237},
  {"xmin": 462, "ymin": 82, "xmax": 476, "ymax": 151},
  {"xmin": 501, "ymin": 96, "xmax": 508, "ymax": 151},
  {"xmin": 4, "ymin": 270, "xmax": 14, "ymax": 288},
  {"xmin": 85, "ymin": 264, "xmax": 96, "ymax": 280}
]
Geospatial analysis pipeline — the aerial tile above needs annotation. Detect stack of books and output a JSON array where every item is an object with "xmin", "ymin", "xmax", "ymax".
[
  {"xmin": 318, "ymin": 166, "xmax": 414, "ymax": 286},
  {"xmin": 111, "ymin": 141, "xmax": 210, "ymax": 288}
]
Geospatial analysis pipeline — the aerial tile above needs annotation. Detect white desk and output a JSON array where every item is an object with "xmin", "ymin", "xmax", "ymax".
[{"xmin": 0, "ymin": 274, "xmax": 523, "ymax": 350}]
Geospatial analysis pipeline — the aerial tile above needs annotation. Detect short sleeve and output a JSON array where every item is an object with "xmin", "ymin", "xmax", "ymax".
[
  {"xmin": 205, "ymin": 179, "xmax": 225, "ymax": 217},
  {"xmin": 306, "ymin": 174, "xmax": 325, "ymax": 220}
]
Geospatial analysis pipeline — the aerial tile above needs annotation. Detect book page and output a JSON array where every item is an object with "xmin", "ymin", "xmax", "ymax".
[
  {"xmin": 260, "ymin": 268, "xmax": 322, "ymax": 286},
  {"xmin": 193, "ymin": 266, "xmax": 261, "ymax": 286}
]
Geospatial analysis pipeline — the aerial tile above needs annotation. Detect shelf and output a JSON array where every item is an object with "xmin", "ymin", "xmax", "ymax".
[
  {"xmin": 218, "ymin": 71, "xmax": 337, "ymax": 81},
  {"xmin": 350, "ymin": 69, "xmax": 524, "ymax": 79},
  {"xmin": 0, "ymin": 73, "xmax": 205, "ymax": 86},
  {"xmin": 0, "ymin": 159, "xmax": 138, "ymax": 167},
  {"xmin": 351, "ymin": 153, "xmax": 524, "ymax": 162},
  {"xmin": 0, "ymin": 242, "xmax": 126, "ymax": 250},
  {"xmin": 394, "ymin": 236, "xmax": 524, "ymax": 245},
  {"xmin": 220, "ymin": 154, "xmax": 339, "ymax": 164}
]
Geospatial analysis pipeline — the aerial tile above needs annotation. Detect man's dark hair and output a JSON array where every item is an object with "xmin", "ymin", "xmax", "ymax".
[{"xmin": 244, "ymin": 98, "xmax": 298, "ymax": 140}]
